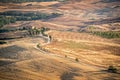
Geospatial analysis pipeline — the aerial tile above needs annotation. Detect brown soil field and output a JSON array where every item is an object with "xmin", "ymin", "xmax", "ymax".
[
  {"xmin": 0, "ymin": 0, "xmax": 120, "ymax": 80},
  {"xmin": 0, "ymin": 34, "xmax": 120, "ymax": 80}
]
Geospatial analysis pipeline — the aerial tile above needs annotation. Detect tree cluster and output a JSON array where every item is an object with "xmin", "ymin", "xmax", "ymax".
[
  {"xmin": 108, "ymin": 65, "xmax": 117, "ymax": 73},
  {"xmin": 28, "ymin": 27, "xmax": 50, "ymax": 36},
  {"xmin": 0, "ymin": 16, "xmax": 16, "ymax": 28}
]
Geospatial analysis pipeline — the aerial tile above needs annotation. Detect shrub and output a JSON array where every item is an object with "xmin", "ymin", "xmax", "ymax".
[
  {"xmin": 75, "ymin": 58, "xmax": 79, "ymax": 62},
  {"xmin": 65, "ymin": 55, "xmax": 67, "ymax": 58},
  {"xmin": 108, "ymin": 65, "xmax": 117, "ymax": 73},
  {"xmin": 37, "ymin": 43, "xmax": 40, "ymax": 48},
  {"xmin": 0, "ymin": 41, "xmax": 7, "ymax": 44}
]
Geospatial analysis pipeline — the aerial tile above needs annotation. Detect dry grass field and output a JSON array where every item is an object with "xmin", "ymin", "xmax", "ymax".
[
  {"xmin": 0, "ymin": 33, "xmax": 120, "ymax": 80},
  {"xmin": 0, "ymin": 0, "xmax": 120, "ymax": 80}
]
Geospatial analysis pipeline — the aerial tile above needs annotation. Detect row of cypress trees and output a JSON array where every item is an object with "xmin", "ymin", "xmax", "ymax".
[{"xmin": 91, "ymin": 31, "xmax": 120, "ymax": 38}]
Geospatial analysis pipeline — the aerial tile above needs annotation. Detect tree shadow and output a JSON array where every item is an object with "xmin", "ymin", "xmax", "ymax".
[
  {"xmin": 60, "ymin": 68, "xmax": 82, "ymax": 80},
  {"xmin": 103, "ymin": 77, "xmax": 116, "ymax": 80},
  {"xmin": 0, "ymin": 60, "xmax": 14, "ymax": 66},
  {"xmin": 60, "ymin": 72, "xmax": 80, "ymax": 80},
  {"xmin": 0, "ymin": 45, "xmax": 26, "ymax": 59}
]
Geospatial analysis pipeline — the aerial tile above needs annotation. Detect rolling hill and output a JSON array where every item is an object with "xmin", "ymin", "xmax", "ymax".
[{"xmin": 0, "ymin": 0, "xmax": 120, "ymax": 80}]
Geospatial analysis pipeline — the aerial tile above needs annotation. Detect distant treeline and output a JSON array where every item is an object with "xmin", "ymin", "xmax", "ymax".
[
  {"xmin": 91, "ymin": 31, "xmax": 120, "ymax": 38},
  {"xmin": 0, "ymin": 16, "xmax": 16, "ymax": 28},
  {"xmin": 100, "ymin": 0, "xmax": 120, "ymax": 3},
  {"xmin": 0, "ymin": 0, "xmax": 58, "ymax": 3},
  {"xmin": 0, "ymin": 11, "xmax": 62, "ymax": 28},
  {"xmin": 0, "ymin": 11, "xmax": 62, "ymax": 21}
]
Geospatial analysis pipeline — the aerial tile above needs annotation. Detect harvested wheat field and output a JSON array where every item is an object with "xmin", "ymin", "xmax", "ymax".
[
  {"xmin": 0, "ymin": 33, "xmax": 120, "ymax": 80},
  {"xmin": 0, "ymin": 0, "xmax": 120, "ymax": 80}
]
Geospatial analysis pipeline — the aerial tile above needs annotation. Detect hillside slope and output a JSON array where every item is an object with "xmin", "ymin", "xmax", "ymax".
[
  {"xmin": 0, "ymin": 0, "xmax": 120, "ymax": 80},
  {"xmin": 0, "ymin": 32, "xmax": 120, "ymax": 80}
]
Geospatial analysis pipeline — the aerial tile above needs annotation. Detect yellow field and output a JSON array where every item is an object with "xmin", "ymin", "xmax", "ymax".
[
  {"xmin": 0, "ymin": 35, "xmax": 120, "ymax": 80},
  {"xmin": 0, "ymin": 0, "xmax": 120, "ymax": 80}
]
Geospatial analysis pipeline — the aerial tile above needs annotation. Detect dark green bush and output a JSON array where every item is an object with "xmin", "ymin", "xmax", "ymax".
[
  {"xmin": 37, "ymin": 43, "xmax": 40, "ymax": 48},
  {"xmin": 0, "ymin": 41, "xmax": 7, "ymax": 44},
  {"xmin": 108, "ymin": 65, "xmax": 117, "ymax": 73}
]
